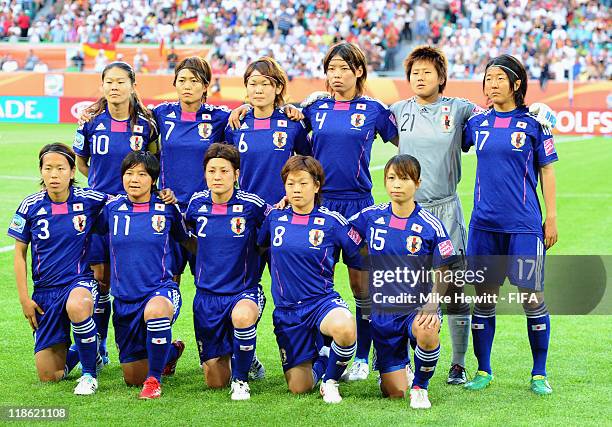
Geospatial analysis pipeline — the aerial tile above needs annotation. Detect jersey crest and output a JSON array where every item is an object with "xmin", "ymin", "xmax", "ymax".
[
  {"xmin": 231, "ymin": 217, "xmax": 246, "ymax": 235},
  {"xmin": 198, "ymin": 122, "xmax": 212, "ymax": 139},
  {"xmin": 72, "ymin": 214, "xmax": 87, "ymax": 232},
  {"xmin": 151, "ymin": 214, "xmax": 166, "ymax": 232},
  {"xmin": 130, "ymin": 135, "xmax": 144, "ymax": 151},
  {"xmin": 407, "ymin": 235, "xmax": 422, "ymax": 254},
  {"xmin": 511, "ymin": 131, "xmax": 526, "ymax": 149},
  {"xmin": 308, "ymin": 229, "xmax": 324, "ymax": 247},
  {"xmin": 272, "ymin": 131, "xmax": 287, "ymax": 149},
  {"xmin": 351, "ymin": 113, "xmax": 366, "ymax": 128},
  {"xmin": 441, "ymin": 114, "xmax": 453, "ymax": 133}
]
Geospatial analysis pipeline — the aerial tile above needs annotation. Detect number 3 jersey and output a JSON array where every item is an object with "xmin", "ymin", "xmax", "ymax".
[
  {"xmin": 257, "ymin": 206, "xmax": 363, "ymax": 309},
  {"xmin": 95, "ymin": 194, "xmax": 189, "ymax": 301},
  {"xmin": 73, "ymin": 109, "xmax": 156, "ymax": 195},
  {"xmin": 7, "ymin": 188, "xmax": 107, "ymax": 289},
  {"xmin": 463, "ymin": 107, "xmax": 558, "ymax": 233},
  {"xmin": 185, "ymin": 189, "xmax": 269, "ymax": 295}
]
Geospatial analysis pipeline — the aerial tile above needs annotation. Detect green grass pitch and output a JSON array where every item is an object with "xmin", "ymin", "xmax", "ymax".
[{"xmin": 0, "ymin": 124, "xmax": 610, "ymax": 426}]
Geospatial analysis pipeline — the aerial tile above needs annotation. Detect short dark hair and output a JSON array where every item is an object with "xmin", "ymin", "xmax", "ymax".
[
  {"xmin": 384, "ymin": 154, "xmax": 421, "ymax": 183},
  {"xmin": 484, "ymin": 54, "xmax": 528, "ymax": 108},
  {"xmin": 121, "ymin": 151, "xmax": 160, "ymax": 192},
  {"xmin": 281, "ymin": 155, "xmax": 325, "ymax": 205},
  {"xmin": 204, "ymin": 143, "xmax": 240, "ymax": 172},
  {"xmin": 323, "ymin": 42, "xmax": 368, "ymax": 97},
  {"xmin": 38, "ymin": 143, "xmax": 77, "ymax": 187},
  {"xmin": 174, "ymin": 56, "xmax": 213, "ymax": 102},
  {"xmin": 403, "ymin": 46, "xmax": 448, "ymax": 93}
]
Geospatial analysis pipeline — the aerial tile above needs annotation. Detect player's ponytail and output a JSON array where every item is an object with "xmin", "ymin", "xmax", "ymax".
[{"xmin": 484, "ymin": 55, "xmax": 528, "ymax": 109}]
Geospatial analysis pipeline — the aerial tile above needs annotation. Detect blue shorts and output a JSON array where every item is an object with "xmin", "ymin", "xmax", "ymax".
[
  {"xmin": 467, "ymin": 228, "xmax": 546, "ymax": 291},
  {"xmin": 113, "ymin": 286, "xmax": 182, "ymax": 364},
  {"xmin": 88, "ymin": 233, "xmax": 109, "ymax": 265},
  {"xmin": 193, "ymin": 286, "xmax": 265, "ymax": 364},
  {"xmin": 273, "ymin": 292, "xmax": 349, "ymax": 371},
  {"xmin": 322, "ymin": 195, "xmax": 373, "ymax": 269},
  {"xmin": 31, "ymin": 279, "xmax": 98, "ymax": 354},
  {"xmin": 371, "ymin": 310, "xmax": 441, "ymax": 374}
]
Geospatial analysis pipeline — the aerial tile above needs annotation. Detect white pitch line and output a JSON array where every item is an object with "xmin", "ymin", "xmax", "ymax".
[
  {"xmin": 0, "ymin": 175, "xmax": 38, "ymax": 181},
  {"xmin": 0, "ymin": 245, "xmax": 13, "ymax": 253}
]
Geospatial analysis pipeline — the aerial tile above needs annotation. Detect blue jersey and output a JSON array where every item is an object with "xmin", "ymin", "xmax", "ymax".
[
  {"xmin": 225, "ymin": 108, "xmax": 311, "ymax": 204},
  {"xmin": 185, "ymin": 189, "xmax": 269, "ymax": 295},
  {"xmin": 96, "ymin": 194, "xmax": 189, "ymax": 301},
  {"xmin": 257, "ymin": 206, "xmax": 363, "ymax": 308},
  {"xmin": 153, "ymin": 102, "xmax": 230, "ymax": 209},
  {"xmin": 302, "ymin": 96, "xmax": 398, "ymax": 198},
  {"xmin": 462, "ymin": 108, "xmax": 558, "ymax": 233},
  {"xmin": 7, "ymin": 187, "xmax": 107, "ymax": 289},
  {"xmin": 73, "ymin": 109, "xmax": 157, "ymax": 195}
]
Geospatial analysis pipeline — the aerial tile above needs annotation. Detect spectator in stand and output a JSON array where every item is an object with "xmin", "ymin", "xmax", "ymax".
[
  {"xmin": 17, "ymin": 10, "xmax": 30, "ymax": 38},
  {"xmin": 24, "ymin": 50, "xmax": 39, "ymax": 71}
]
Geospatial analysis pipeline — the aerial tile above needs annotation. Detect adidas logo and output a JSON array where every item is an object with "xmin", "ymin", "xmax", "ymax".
[
  {"xmin": 198, "ymin": 205, "xmax": 208, "ymax": 213},
  {"xmin": 118, "ymin": 204, "xmax": 128, "ymax": 211},
  {"xmin": 375, "ymin": 217, "xmax": 385, "ymax": 225},
  {"xmin": 278, "ymin": 215, "xmax": 288, "ymax": 222},
  {"xmin": 240, "ymin": 122, "xmax": 249, "ymax": 130},
  {"xmin": 319, "ymin": 103, "xmax": 329, "ymax": 109},
  {"xmin": 167, "ymin": 111, "xmax": 176, "ymax": 118},
  {"xmin": 95, "ymin": 123, "xmax": 106, "ymax": 131},
  {"xmin": 36, "ymin": 207, "xmax": 47, "ymax": 215},
  {"xmin": 480, "ymin": 120, "xmax": 489, "ymax": 127}
]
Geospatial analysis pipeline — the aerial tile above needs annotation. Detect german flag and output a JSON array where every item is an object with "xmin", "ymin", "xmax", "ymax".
[
  {"xmin": 82, "ymin": 43, "xmax": 117, "ymax": 60},
  {"xmin": 178, "ymin": 17, "xmax": 198, "ymax": 31}
]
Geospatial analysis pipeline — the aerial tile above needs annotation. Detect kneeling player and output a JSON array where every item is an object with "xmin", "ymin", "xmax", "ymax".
[
  {"xmin": 349, "ymin": 155, "xmax": 456, "ymax": 409},
  {"xmin": 9, "ymin": 143, "xmax": 106, "ymax": 395},
  {"xmin": 95, "ymin": 152, "xmax": 191, "ymax": 399},
  {"xmin": 258, "ymin": 156, "xmax": 360, "ymax": 404},
  {"xmin": 185, "ymin": 144, "xmax": 268, "ymax": 401}
]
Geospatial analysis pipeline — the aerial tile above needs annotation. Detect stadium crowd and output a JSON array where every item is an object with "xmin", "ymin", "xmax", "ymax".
[{"xmin": 0, "ymin": 0, "xmax": 609, "ymax": 80}]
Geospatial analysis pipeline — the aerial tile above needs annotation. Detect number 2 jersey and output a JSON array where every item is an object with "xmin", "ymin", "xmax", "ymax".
[
  {"xmin": 225, "ymin": 108, "xmax": 310, "ymax": 204},
  {"xmin": 153, "ymin": 102, "xmax": 230, "ymax": 209},
  {"xmin": 185, "ymin": 189, "xmax": 269, "ymax": 295},
  {"xmin": 7, "ymin": 187, "xmax": 107, "ymax": 289},
  {"xmin": 73, "ymin": 108, "xmax": 157, "ymax": 195},
  {"xmin": 463, "ymin": 107, "xmax": 558, "ymax": 233},
  {"xmin": 257, "ymin": 206, "xmax": 363, "ymax": 309},
  {"xmin": 95, "ymin": 194, "xmax": 190, "ymax": 301},
  {"xmin": 302, "ymin": 96, "xmax": 398, "ymax": 198}
]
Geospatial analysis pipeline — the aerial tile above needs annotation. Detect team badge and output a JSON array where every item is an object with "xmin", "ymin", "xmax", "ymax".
[
  {"xmin": 350, "ymin": 113, "xmax": 366, "ymax": 128},
  {"xmin": 151, "ymin": 214, "xmax": 166, "ymax": 232},
  {"xmin": 231, "ymin": 217, "xmax": 246, "ymax": 235},
  {"xmin": 406, "ymin": 235, "xmax": 422, "ymax": 254},
  {"xmin": 72, "ymin": 214, "xmax": 87, "ymax": 232},
  {"xmin": 133, "ymin": 125, "xmax": 144, "ymax": 133},
  {"xmin": 130, "ymin": 135, "xmax": 144, "ymax": 151},
  {"xmin": 308, "ymin": 229, "xmax": 325, "ymax": 247},
  {"xmin": 198, "ymin": 122, "xmax": 212, "ymax": 139},
  {"xmin": 272, "ymin": 131, "xmax": 287, "ymax": 149},
  {"xmin": 441, "ymin": 114, "xmax": 453, "ymax": 132},
  {"xmin": 511, "ymin": 131, "xmax": 526, "ymax": 149}
]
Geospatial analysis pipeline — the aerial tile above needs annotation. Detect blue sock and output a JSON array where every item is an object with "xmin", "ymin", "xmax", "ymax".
[
  {"xmin": 146, "ymin": 318, "xmax": 172, "ymax": 381},
  {"xmin": 232, "ymin": 325, "xmax": 257, "ymax": 381},
  {"xmin": 72, "ymin": 317, "xmax": 98, "ymax": 378},
  {"xmin": 413, "ymin": 345, "xmax": 440, "ymax": 389},
  {"xmin": 64, "ymin": 344, "xmax": 80, "ymax": 377},
  {"xmin": 525, "ymin": 303, "xmax": 550, "ymax": 377},
  {"xmin": 94, "ymin": 292, "xmax": 111, "ymax": 356},
  {"xmin": 312, "ymin": 346, "xmax": 329, "ymax": 385},
  {"xmin": 325, "ymin": 341, "xmax": 356, "ymax": 381},
  {"xmin": 354, "ymin": 297, "xmax": 371, "ymax": 363},
  {"xmin": 471, "ymin": 305, "xmax": 496, "ymax": 374},
  {"xmin": 166, "ymin": 344, "xmax": 178, "ymax": 365}
]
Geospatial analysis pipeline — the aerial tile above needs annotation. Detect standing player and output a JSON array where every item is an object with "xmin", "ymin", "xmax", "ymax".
[
  {"xmin": 73, "ymin": 61, "xmax": 159, "ymax": 365},
  {"xmin": 96, "ymin": 152, "xmax": 191, "ymax": 399},
  {"xmin": 349, "ymin": 154, "xmax": 457, "ymax": 409},
  {"xmin": 258, "ymin": 156, "xmax": 360, "ymax": 404},
  {"xmin": 462, "ymin": 55, "xmax": 558, "ymax": 395},
  {"xmin": 391, "ymin": 46, "xmax": 557, "ymax": 384},
  {"xmin": 225, "ymin": 57, "xmax": 310, "ymax": 205},
  {"xmin": 185, "ymin": 144, "xmax": 268, "ymax": 401},
  {"xmin": 301, "ymin": 42, "xmax": 399, "ymax": 381},
  {"xmin": 9, "ymin": 143, "xmax": 106, "ymax": 395}
]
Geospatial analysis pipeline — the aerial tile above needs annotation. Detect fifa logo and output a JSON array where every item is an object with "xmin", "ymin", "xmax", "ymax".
[
  {"xmin": 272, "ymin": 131, "xmax": 287, "ymax": 149},
  {"xmin": 406, "ymin": 235, "xmax": 422, "ymax": 254}
]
